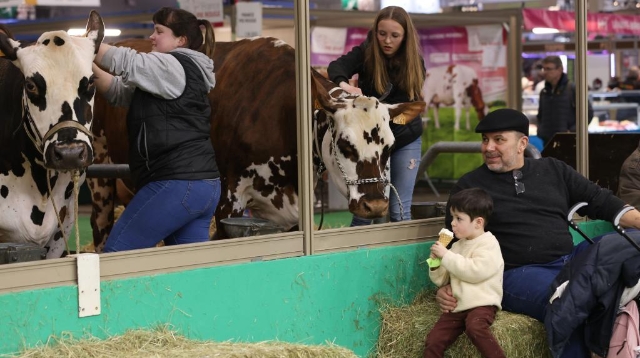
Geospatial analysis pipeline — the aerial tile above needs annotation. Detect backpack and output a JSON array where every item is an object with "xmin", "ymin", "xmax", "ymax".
[{"xmin": 607, "ymin": 300, "xmax": 640, "ymax": 358}]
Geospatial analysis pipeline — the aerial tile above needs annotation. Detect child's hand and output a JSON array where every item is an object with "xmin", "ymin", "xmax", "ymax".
[{"xmin": 431, "ymin": 242, "xmax": 448, "ymax": 259}]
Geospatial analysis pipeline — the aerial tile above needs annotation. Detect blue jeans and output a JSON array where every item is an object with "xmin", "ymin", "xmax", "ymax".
[
  {"xmin": 103, "ymin": 179, "xmax": 221, "ymax": 252},
  {"xmin": 351, "ymin": 137, "xmax": 421, "ymax": 226},
  {"xmin": 502, "ymin": 238, "xmax": 600, "ymax": 358}
]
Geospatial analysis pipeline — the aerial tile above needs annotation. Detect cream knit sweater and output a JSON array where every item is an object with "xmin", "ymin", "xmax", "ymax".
[{"xmin": 429, "ymin": 231, "xmax": 504, "ymax": 312}]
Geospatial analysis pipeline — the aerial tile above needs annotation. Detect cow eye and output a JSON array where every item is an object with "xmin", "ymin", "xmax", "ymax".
[{"xmin": 25, "ymin": 79, "xmax": 37, "ymax": 94}]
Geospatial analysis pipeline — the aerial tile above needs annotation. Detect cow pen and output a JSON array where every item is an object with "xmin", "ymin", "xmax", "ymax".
[{"xmin": 0, "ymin": 3, "xmax": 600, "ymax": 357}]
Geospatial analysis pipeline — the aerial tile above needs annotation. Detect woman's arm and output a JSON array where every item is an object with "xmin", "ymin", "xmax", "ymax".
[
  {"xmin": 92, "ymin": 62, "xmax": 135, "ymax": 107},
  {"xmin": 327, "ymin": 42, "xmax": 365, "ymax": 87},
  {"xmin": 99, "ymin": 46, "xmax": 186, "ymax": 100},
  {"xmin": 92, "ymin": 63, "xmax": 112, "ymax": 95},
  {"xmin": 94, "ymin": 43, "xmax": 113, "ymax": 66}
]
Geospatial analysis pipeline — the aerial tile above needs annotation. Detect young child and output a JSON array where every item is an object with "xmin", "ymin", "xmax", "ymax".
[{"xmin": 424, "ymin": 188, "xmax": 505, "ymax": 358}]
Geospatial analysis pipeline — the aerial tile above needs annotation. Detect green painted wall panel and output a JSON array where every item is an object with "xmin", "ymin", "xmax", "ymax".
[
  {"xmin": 0, "ymin": 220, "xmax": 617, "ymax": 356},
  {"xmin": 0, "ymin": 243, "xmax": 433, "ymax": 357}
]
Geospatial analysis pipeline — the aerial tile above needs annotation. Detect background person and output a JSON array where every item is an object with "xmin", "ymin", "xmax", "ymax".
[
  {"xmin": 424, "ymin": 188, "xmax": 505, "ymax": 358},
  {"xmin": 435, "ymin": 108, "xmax": 640, "ymax": 357},
  {"xmin": 327, "ymin": 5, "xmax": 425, "ymax": 225},
  {"xmin": 618, "ymin": 140, "xmax": 640, "ymax": 209},
  {"xmin": 92, "ymin": 7, "xmax": 220, "ymax": 252},
  {"xmin": 536, "ymin": 55, "xmax": 593, "ymax": 146}
]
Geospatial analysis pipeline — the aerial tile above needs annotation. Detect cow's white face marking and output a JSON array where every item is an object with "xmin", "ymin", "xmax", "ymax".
[
  {"xmin": 11, "ymin": 31, "xmax": 97, "ymax": 164},
  {"xmin": 322, "ymin": 95, "xmax": 395, "ymax": 201}
]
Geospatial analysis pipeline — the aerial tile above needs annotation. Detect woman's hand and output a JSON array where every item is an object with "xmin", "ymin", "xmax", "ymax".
[
  {"xmin": 339, "ymin": 81, "xmax": 362, "ymax": 95},
  {"xmin": 92, "ymin": 63, "xmax": 113, "ymax": 95},
  {"xmin": 436, "ymin": 285, "xmax": 457, "ymax": 313}
]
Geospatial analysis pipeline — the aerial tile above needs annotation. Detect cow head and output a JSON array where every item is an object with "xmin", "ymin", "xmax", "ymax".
[
  {"xmin": 312, "ymin": 73, "xmax": 426, "ymax": 219},
  {"xmin": 0, "ymin": 11, "xmax": 104, "ymax": 171},
  {"xmin": 466, "ymin": 78, "xmax": 488, "ymax": 120}
]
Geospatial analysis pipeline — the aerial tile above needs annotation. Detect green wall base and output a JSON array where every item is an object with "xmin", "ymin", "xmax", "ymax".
[{"xmin": 0, "ymin": 243, "xmax": 433, "ymax": 357}]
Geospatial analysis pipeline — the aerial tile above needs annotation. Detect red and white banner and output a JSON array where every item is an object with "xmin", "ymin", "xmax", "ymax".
[{"xmin": 523, "ymin": 8, "xmax": 640, "ymax": 36}]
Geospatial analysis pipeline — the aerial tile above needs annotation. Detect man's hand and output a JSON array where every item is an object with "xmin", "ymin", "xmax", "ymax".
[{"xmin": 435, "ymin": 285, "xmax": 457, "ymax": 313}]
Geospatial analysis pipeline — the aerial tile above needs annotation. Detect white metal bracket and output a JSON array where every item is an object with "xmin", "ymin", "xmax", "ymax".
[{"xmin": 77, "ymin": 253, "xmax": 101, "ymax": 318}]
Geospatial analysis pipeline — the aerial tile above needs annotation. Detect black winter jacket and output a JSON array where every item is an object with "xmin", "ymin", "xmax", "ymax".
[
  {"xmin": 544, "ymin": 230, "xmax": 640, "ymax": 358},
  {"xmin": 537, "ymin": 73, "xmax": 593, "ymax": 144}
]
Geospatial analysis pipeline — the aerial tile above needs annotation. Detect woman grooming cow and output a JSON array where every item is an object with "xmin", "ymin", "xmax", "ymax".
[
  {"xmin": 92, "ymin": 7, "xmax": 221, "ymax": 252},
  {"xmin": 327, "ymin": 6, "xmax": 426, "ymax": 224}
]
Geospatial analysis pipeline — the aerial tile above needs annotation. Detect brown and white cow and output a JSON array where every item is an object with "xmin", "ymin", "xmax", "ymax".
[
  {"xmin": 423, "ymin": 64, "xmax": 488, "ymax": 131},
  {"xmin": 0, "ymin": 11, "xmax": 104, "ymax": 258},
  {"xmin": 88, "ymin": 37, "xmax": 425, "ymax": 249}
]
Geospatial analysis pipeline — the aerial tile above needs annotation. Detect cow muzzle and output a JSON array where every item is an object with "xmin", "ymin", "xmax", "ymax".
[
  {"xmin": 45, "ymin": 141, "xmax": 93, "ymax": 170},
  {"xmin": 33, "ymin": 121, "xmax": 94, "ymax": 170},
  {"xmin": 349, "ymin": 197, "xmax": 389, "ymax": 219}
]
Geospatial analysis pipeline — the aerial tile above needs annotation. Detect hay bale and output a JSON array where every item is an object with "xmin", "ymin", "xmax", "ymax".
[
  {"xmin": 376, "ymin": 290, "xmax": 551, "ymax": 358},
  {"xmin": 17, "ymin": 325, "xmax": 357, "ymax": 358}
]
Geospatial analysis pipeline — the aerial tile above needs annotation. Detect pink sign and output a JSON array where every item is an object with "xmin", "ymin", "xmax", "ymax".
[{"xmin": 523, "ymin": 8, "xmax": 640, "ymax": 36}]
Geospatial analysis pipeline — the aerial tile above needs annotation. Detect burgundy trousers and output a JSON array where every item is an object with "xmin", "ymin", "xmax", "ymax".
[{"xmin": 424, "ymin": 305, "xmax": 506, "ymax": 358}]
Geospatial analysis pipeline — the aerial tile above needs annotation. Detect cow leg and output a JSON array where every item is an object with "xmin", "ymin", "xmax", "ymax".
[
  {"xmin": 213, "ymin": 179, "xmax": 245, "ymax": 239},
  {"xmin": 466, "ymin": 107, "xmax": 471, "ymax": 130},
  {"xmin": 45, "ymin": 230, "xmax": 67, "ymax": 258},
  {"xmin": 454, "ymin": 106, "xmax": 462, "ymax": 131},
  {"xmin": 88, "ymin": 176, "xmax": 115, "ymax": 253},
  {"xmin": 433, "ymin": 105, "xmax": 441, "ymax": 129}
]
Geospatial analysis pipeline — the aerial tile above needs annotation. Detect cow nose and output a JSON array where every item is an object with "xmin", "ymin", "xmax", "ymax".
[
  {"xmin": 45, "ymin": 142, "xmax": 93, "ymax": 170},
  {"xmin": 350, "ymin": 197, "xmax": 389, "ymax": 219}
]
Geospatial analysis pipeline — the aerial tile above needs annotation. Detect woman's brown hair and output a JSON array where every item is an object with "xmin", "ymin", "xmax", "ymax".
[
  {"xmin": 152, "ymin": 7, "xmax": 215, "ymax": 59},
  {"xmin": 363, "ymin": 6, "xmax": 425, "ymax": 101}
]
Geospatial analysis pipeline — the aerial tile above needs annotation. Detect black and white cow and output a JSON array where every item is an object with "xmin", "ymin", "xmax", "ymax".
[{"xmin": 0, "ymin": 11, "xmax": 104, "ymax": 258}]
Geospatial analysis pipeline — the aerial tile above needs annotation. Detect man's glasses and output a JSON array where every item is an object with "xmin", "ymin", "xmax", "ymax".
[
  {"xmin": 542, "ymin": 66, "xmax": 557, "ymax": 72},
  {"xmin": 513, "ymin": 170, "xmax": 525, "ymax": 195}
]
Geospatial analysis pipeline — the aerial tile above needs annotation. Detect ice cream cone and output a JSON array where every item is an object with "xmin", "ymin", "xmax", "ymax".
[{"xmin": 438, "ymin": 228, "xmax": 454, "ymax": 247}]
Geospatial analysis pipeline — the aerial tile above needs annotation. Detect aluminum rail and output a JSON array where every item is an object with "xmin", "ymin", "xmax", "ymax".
[{"xmin": 417, "ymin": 141, "xmax": 542, "ymax": 197}]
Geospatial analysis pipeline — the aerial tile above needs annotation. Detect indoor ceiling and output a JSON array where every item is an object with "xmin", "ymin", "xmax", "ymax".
[{"xmin": 6, "ymin": 6, "xmax": 522, "ymax": 40}]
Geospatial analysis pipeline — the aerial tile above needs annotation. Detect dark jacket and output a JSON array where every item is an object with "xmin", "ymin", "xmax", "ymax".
[
  {"xmin": 127, "ymin": 52, "xmax": 219, "ymax": 189},
  {"xmin": 618, "ymin": 141, "xmax": 640, "ymax": 209},
  {"xmin": 537, "ymin": 73, "xmax": 593, "ymax": 144},
  {"xmin": 327, "ymin": 33, "xmax": 424, "ymax": 151},
  {"xmin": 545, "ymin": 231, "xmax": 640, "ymax": 358}
]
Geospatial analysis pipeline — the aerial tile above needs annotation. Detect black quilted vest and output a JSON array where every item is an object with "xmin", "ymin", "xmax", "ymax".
[{"xmin": 126, "ymin": 51, "xmax": 219, "ymax": 189}]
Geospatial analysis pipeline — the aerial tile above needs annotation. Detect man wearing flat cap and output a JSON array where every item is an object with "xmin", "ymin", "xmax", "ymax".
[{"xmin": 435, "ymin": 108, "xmax": 640, "ymax": 358}]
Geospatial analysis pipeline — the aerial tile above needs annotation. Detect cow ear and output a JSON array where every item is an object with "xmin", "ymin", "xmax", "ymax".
[
  {"xmin": 84, "ymin": 10, "xmax": 105, "ymax": 55},
  {"xmin": 311, "ymin": 70, "xmax": 336, "ymax": 114},
  {"xmin": 0, "ymin": 34, "xmax": 19, "ymax": 61},
  {"xmin": 388, "ymin": 101, "xmax": 426, "ymax": 125}
]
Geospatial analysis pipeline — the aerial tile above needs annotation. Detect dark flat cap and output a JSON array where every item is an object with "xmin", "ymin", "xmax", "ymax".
[{"xmin": 475, "ymin": 108, "xmax": 529, "ymax": 136}]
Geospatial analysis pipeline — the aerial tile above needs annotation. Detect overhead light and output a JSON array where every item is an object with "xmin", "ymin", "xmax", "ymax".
[
  {"xmin": 67, "ymin": 28, "xmax": 121, "ymax": 37},
  {"xmin": 532, "ymin": 27, "xmax": 560, "ymax": 35}
]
